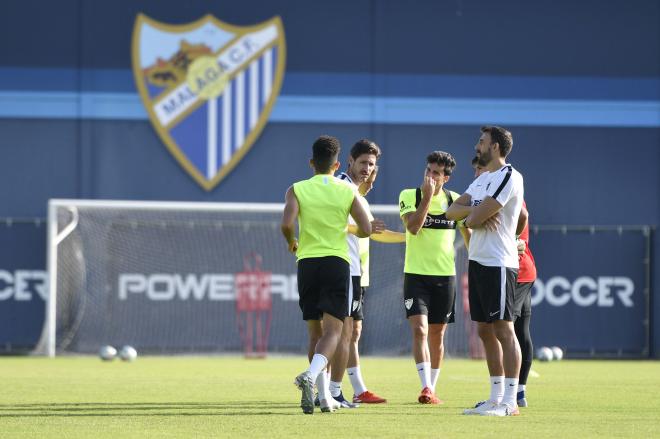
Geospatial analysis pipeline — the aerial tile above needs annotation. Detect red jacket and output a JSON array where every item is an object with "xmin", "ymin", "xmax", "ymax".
[{"xmin": 517, "ymin": 201, "xmax": 537, "ymax": 283}]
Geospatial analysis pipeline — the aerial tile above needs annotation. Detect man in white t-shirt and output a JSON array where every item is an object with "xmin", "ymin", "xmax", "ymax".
[
  {"xmin": 446, "ymin": 126, "xmax": 524, "ymax": 417},
  {"xmin": 325, "ymin": 139, "xmax": 404, "ymax": 407}
]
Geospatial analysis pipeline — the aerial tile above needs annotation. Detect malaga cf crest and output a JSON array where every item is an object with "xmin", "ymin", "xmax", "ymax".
[{"xmin": 131, "ymin": 14, "xmax": 286, "ymax": 190}]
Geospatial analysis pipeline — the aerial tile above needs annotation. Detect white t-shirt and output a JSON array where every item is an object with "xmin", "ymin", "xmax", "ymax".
[
  {"xmin": 338, "ymin": 172, "xmax": 372, "ymax": 276},
  {"xmin": 465, "ymin": 164, "xmax": 524, "ymax": 268}
]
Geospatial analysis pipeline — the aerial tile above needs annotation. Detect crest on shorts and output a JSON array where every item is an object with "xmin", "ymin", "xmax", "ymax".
[
  {"xmin": 404, "ymin": 298, "xmax": 413, "ymax": 310},
  {"xmin": 131, "ymin": 13, "xmax": 286, "ymax": 190}
]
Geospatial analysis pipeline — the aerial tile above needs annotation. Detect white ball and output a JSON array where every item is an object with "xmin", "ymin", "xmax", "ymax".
[
  {"xmin": 99, "ymin": 345, "xmax": 117, "ymax": 361},
  {"xmin": 536, "ymin": 346, "xmax": 553, "ymax": 362},
  {"xmin": 119, "ymin": 345, "xmax": 138, "ymax": 362},
  {"xmin": 551, "ymin": 346, "xmax": 564, "ymax": 361}
]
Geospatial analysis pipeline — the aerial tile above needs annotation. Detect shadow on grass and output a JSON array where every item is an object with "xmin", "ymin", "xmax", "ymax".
[
  {"xmin": 0, "ymin": 402, "xmax": 476, "ymax": 418},
  {"xmin": 0, "ymin": 401, "xmax": 300, "ymax": 417}
]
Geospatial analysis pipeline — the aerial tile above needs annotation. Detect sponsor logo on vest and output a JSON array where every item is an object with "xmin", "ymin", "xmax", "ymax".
[{"xmin": 423, "ymin": 214, "xmax": 455, "ymax": 229}]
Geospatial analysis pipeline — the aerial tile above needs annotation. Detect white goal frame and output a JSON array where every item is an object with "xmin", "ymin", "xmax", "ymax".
[{"xmin": 43, "ymin": 198, "xmax": 399, "ymax": 357}]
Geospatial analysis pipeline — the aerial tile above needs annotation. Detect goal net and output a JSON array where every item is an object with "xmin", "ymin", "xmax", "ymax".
[{"xmin": 36, "ymin": 200, "xmax": 478, "ymax": 357}]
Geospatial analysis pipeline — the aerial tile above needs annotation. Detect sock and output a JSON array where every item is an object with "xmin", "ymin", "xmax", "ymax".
[
  {"xmin": 430, "ymin": 368, "xmax": 441, "ymax": 392},
  {"xmin": 503, "ymin": 377, "xmax": 519, "ymax": 407},
  {"xmin": 307, "ymin": 354, "xmax": 328, "ymax": 381},
  {"xmin": 517, "ymin": 383, "xmax": 526, "ymax": 398},
  {"xmin": 316, "ymin": 371, "xmax": 331, "ymax": 402},
  {"xmin": 329, "ymin": 381, "xmax": 342, "ymax": 398},
  {"xmin": 490, "ymin": 376, "xmax": 505, "ymax": 403},
  {"xmin": 416, "ymin": 362, "xmax": 431, "ymax": 389},
  {"xmin": 347, "ymin": 366, "xmax": 368, "ymax": 395}
]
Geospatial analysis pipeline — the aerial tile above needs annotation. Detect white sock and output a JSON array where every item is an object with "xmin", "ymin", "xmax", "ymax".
[
  {"xmin": 347, "ymin": 366, "xmax": 367, "ymax": 395},
  {"xmin": 329, "ymin": 380, "xmax": 342, "ymax": 398},
  {"xmin": 430, "ymin": 368, "xmax": 441, "ymax": 392},
  {"xmin": 307, "ymin": 354, "xmax": 328, "ymax": 381},
  {"xmin": 416, "ymin": 362, "xmax": 431, "ymax": 389},
  {"xmin": 503, "ymin": 377, "xmax": 519, "ymax": 407},
  {"xmin": 424, "ymin": 362, "xmax": 431, "ymax": 389},
  {"xmin": 489, "ymin": 376, "xmax": 505, "ymax": 403},
  {"xmin": 316, "ymin": 371, "xmax": 331, "ymax": 402},
  {"xmin": 518, "ymin": 384, "xmax": 526, "ymax": 394}
]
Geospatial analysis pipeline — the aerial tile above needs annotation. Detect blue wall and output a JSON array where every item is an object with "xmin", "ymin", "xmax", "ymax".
[
  {"xmin": 3, "ymin": 0, "xmax": 658, "ymax": 75},
  {"xmin": 0, "ymin": 0, "xmax": 658, "ymax": 355}
]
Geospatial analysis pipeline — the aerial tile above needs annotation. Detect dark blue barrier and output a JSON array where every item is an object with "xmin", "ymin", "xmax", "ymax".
[
  {"xmin": 529, "ymin": 226, "xmax": 650, "ymax": 357},
  {"xmin": 0, "ymin": 216, "xmax": 652, "ymax": 358},
  {"xmin": 0, "ymin": 219, "xmax": 47, "ymax": 353}
]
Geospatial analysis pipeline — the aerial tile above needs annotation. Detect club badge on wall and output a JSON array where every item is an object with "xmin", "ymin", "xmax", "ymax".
[{"xmin": 131, "ymin": 14, "xmax": 286, "ymax": 190}]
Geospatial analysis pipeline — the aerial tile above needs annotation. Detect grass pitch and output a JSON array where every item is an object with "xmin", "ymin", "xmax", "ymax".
[{"xmin": 0, "ymin": 356, "xmax": 658, "ymax": 438}]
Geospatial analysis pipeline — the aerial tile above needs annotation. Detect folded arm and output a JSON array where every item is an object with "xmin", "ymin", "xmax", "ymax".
[
  {"xmin": 445, "ymin": 193, "xmax": 473, "ymax": 221},
  {"xmin": 464, "ymin": 197, "xmax": 502, "ymax": 229}
]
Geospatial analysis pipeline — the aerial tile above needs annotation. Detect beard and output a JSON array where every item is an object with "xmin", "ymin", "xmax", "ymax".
[
  {"xmin": 477, "ymin": 149, "xmax": 492, "ymax": 166},
  {"xmin": 348, "ymin": 165, "xmax": 368, "ymax": 183}
]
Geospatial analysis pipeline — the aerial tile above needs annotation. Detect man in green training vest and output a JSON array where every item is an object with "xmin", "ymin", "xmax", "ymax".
[
  {"xmin": 399, "ymin": 151, "xmax": 470, "ymax": 405},
  {"xmin": 281, "ymin": 135, "xmax": 372, "ymax": 415}
]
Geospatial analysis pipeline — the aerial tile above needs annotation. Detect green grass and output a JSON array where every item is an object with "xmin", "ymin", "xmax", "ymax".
[{"xmin": 0, "ymin": 356, "xmax": 659, "ymax": 438}]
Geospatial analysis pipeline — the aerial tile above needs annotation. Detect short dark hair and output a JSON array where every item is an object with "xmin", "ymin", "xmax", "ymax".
[
  {"xmin": 426, "ymin": 151, "xmax": 456, "ymax": 176},
  {"xmin": 481, "ymin": 126, "xmax": 513, "ymax": 157},
  {"xmin": 350, "ymin": 139, "xmax": 381, "ymax": 160},
  {"xmin": 312, "ymin": 135, "xmax": 341, "ymax": 173}
]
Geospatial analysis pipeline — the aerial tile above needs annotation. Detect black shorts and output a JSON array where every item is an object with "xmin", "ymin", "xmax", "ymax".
[
  {"xmin": 403, "ymin": 273, "xmax": 456, "ymax": 324},
  {"xmin": 514, "ymin": 281, "xmax": 534, "ymax": 318},
  {"xmin": 297, "ymin": 256, "xmax": 350, "ymax": 321},
  {"xmin": 468, "ymin": 260, "xmax": 518, "ymax": 323},
  {"xmin": 350, "ymin": 276, "xmax": 366, "ymax": 320}
]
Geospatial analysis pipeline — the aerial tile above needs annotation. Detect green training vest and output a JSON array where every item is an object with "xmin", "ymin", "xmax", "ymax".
[
  {"xmin": 399, "ymin": 188, "xmax": 459, "ymax": 275},
  {"xmin": 293, "ymin": 174, "xmax": 356, "ymax": 263}
]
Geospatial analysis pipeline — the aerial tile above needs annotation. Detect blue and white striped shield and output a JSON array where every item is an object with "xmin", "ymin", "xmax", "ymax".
[{"xmin": 131, "ymin": 14, "xmax": 286, "ymax": 190}]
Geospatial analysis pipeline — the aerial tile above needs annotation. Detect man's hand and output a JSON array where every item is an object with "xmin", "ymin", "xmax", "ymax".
[
  {"xmin": 370, "ymin": 218, "xmax": 386, "ymax": 234},
  {"xmin": 421, "ymin": 175, "xmax": 436, "ymax": 200},
  {"xmin": 358, "ymin": 166, "xmax": 378, "ymax": 196},
  {"xmin": 516, "ymin": 239, "xmax": 526, "ymax": 255},
  {"xmin": 482, "ymin": 213, "xmax": 501, "ymax": 232},
  {"xmin": 288, "ymin": 239, "xmax": 298, "ymax": 255}
]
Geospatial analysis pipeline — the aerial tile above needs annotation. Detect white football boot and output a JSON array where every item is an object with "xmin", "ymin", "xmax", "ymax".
[
  {"xmin": 482, "ymin": 402, "xmax": 520, "ymax": 417},
  {"xmin": 319, "ymin": 396, "xmax": 342, "ymax": 413},
  {"xmin": 463, "ymin": 399, "xmax": 498, "ymax": 415}
]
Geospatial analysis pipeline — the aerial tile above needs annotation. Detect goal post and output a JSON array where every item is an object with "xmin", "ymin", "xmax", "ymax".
[{"xmin": 36, "ymin": 199, "xmax": 473, "ymax": 357}]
